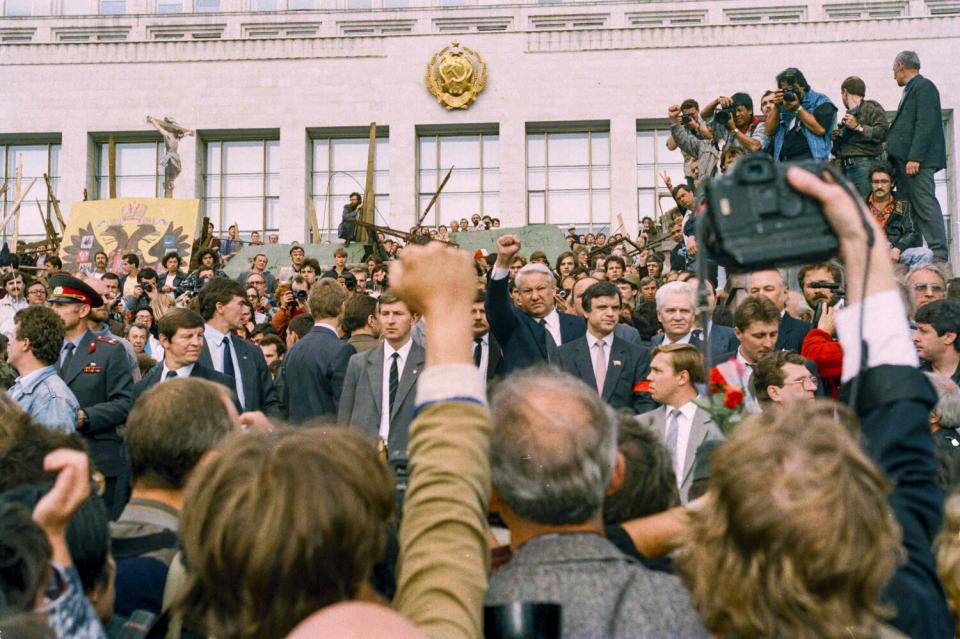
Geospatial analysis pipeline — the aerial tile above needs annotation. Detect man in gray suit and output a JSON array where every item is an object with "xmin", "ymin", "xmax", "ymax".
[
  {"xmin": 638, "ymin": 343, "xmax": 723, "ymax": 503},
  {"xmin": 485, "ymin": 366, "xmax": 707, "ymax": 638},
  {"xmin": 338, "ymin": 290, "xmax": 425, "ymax": 458}
]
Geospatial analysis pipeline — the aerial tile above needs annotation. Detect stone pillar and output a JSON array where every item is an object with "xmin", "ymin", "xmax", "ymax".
[
  {"xmin": 388, "ymin": 119, "xmax": 416, "ymax": 231},
  {"xmin": 498, "ymin": 117, "xmax": 526, "ymax": 228},
  {"xmin": 610, "ymin": 113, "xmax": 638, "ymax": 238},
  {"xmin": 278, "ymin": 124, "xmax": 307, "ymax": 243},
  {"xmin": 58, "ymin": 124, "xmax": 91, "ymax": 219}
]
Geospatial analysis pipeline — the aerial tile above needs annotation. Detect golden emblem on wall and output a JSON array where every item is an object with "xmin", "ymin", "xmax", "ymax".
[{"xmin": 425, "ymin": 41, "xmax": 487, "ymax": 110}]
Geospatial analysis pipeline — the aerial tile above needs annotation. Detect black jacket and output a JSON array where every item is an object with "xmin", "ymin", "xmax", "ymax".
[
  {"xmin": 199, "ymin": 333, "xmax": 282, "ymax": 417},
  {"xmin": 131, "ymin": 362, "xmax": 241, "ymax": 412},
  {"xmin": 874, "ymin": 194, "xmax": 923, "ymax": 251},
  {"xmin": 887, "ymin": 75, "xmax": 947, "ymax": 170},
  {"xmin": 775, "ymin": 313, "xmax": 811, "ymax": 353},
  {"xmin": 557, "ymin": 335, "xmax": 657, "ymax": 415},
  {"xmin": 282, "ymin": 325, "xmax": 356, "ymax": 423}
]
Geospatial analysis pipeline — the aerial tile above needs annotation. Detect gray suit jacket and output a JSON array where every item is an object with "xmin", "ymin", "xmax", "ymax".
[
  {"xmin": 485, "ymin": 533, "xmax": 707, "ymax": 639},
  {"xmin": 638, "ymin": 404, "xmax": 724, "ymax": 503},
  {"xmin": 338, "ymin": 340, "xmax": 425, "ymax": 455}
]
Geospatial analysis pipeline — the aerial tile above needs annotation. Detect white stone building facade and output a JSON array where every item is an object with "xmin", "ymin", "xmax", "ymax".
[{"xmin": 1, "ymin": 0, "xmax": 957, "ymax": 255}]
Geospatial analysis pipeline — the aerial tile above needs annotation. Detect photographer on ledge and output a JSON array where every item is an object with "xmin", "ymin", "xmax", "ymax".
[
  {"xmin": 700, "ymin": 92, "xmax": 768, "ymax": 153},
  {"xmin": 666, "ymin": 98, "xmax": 713, "ymax": 190},
  {"xmin": 833, "ymin": 76, "xmax": 888, "ymax": 198},
  {"xmin": 766, "ymin": 67, "xmax": 837, "ymax": 162}
]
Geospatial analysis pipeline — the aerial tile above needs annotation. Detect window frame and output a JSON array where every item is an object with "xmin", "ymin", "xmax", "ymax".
[
  {"xmin": 416, "ymin": 130, "xmax": 499, "ymax": 227},
  {"xmin": 201, "ymin": 137, "xmax": 280, "ymax": 238}
]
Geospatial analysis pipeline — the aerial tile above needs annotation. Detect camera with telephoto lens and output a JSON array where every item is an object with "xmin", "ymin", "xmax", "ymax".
[
  {"xmin": 681, "ymin": 113, "xmax": 693, "ymax": 125},
  {"xmin": 699, "ymin": 153, "xmax": 838, "ymax": 270},
  {"xmin": 142, "ymin": 283, "xmax": 153, "ymax": 293},
  {"xmin": 782, "ymin": 88, "xmax": 798, "ymax": 104},
  {"xmin": 715, "ymin": 106, "xmax": 735, "ymax": 126}
]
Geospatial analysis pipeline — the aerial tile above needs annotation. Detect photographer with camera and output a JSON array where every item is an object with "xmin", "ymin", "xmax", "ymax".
[
  {"xmin": 270, "ymin": 274, "xmax": 310, "ymax": 338},
  {"xmin": 700, "ymin": 92, "xmax": 768, "ymax": 153},
  {"xmin": 796, "ymin": 262, "xmax": 845, "ymax": 398},
  {"xmin": 666, "ymin": 99, "xmax": 713, "ymax": 190},
  {"xmin": 766, "ymin": 67, "xmax": 837, "ymax": 162},
  {"xmin": 177, "ymin": 248, "xmax": 227, "ymax": 300},
  {"xmin": 833, "ymin": 76, "xmax": 889, "ymax": 198}
]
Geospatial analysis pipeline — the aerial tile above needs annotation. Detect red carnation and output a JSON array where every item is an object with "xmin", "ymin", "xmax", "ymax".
[
  {"xmin": 710, "ymin": 368, "xmax": 725, "ymax": 385},
  {"xmin": 724, "ymin": 388, "xmax": 744, "ymax": 410}
]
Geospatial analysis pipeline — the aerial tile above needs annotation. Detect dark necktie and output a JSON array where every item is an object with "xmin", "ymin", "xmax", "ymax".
[
  {"xmin": 388, "ymin": 352, "xmax": 399, "ymax": 414},
  {"xmin": 473, "ymin": 338, "xmax": 483, "ymax": 367},
  {"xmin": 222, "ymin": 337, "xmax": 235, "ymax": 378},
  {"xmin": 165, "ymin": 370, "xmax": 178, "ymax": 381},
  {"xmin": 59, "ymin": 342, "xmax": 76, "ymax": 375}
]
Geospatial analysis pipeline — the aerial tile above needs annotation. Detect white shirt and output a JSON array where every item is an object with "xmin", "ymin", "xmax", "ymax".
[
  {"xmin": 662, "ymin": 331, "xmax": 693, "ymax": 345},
  {"xmin": 204, "ymin": 324, "xmax": 245, "ymax": 409},
  {"xmin": 474, "ymin": 333, "xmax": 490, "ymax": 379},
  {"xmin": 161, "ymin": 362, "xmax": 195, "ymax": 380},
  {"xmin": 380, "ymin": 338, "xmax": 414, "ymax": 442},
  {"xmin": 736, "ymin": 348, "xmax": 760, "ymax": 413},
  {"xmin": 667, "ymin": 400, "xmax": 699, "ymax": 483},
  {"xmin": 145, "ymin": 335, "xmax": 165, "ymax": 364},
  {"xmin": 313, "ymin": 322, "xmax": 339, "ymax": 336},
  {"xmin": 490, "ymin": 265, "xmax": 561, "ymax": 345},
  {"xmin": 586, "ymin": 331, "xmax": 614, "ymax": 388}
]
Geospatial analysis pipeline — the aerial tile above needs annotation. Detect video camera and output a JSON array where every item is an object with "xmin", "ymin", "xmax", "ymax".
[{"xmin": 699, "ymin": 153, "xmax": 839, "ymax": 270}]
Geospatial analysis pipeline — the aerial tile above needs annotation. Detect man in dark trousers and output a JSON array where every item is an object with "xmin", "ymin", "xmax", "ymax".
[
  {"xmin": 558, "ymin": 281, "xmax": 656, "ymax": 415},
  {"xmin": 49, "ymin": 273, "xmax": 134, "ymax": 519},
  {"xmin": 131, "ymin": 308, "xmax": 240, "ymax": 408},
  {"xmin": 485, "ymin": 234, "xmax": 585, "ymax": 373},
  {"xmin": 196, "ymin": 277, "xmax": 281, "ymax": 418},
  {"xmin": 338, "ymin": 192, "xmax": 362, "ymax": 245},
  {"xmin": 283, "ymin": 277, "xmax": 356, "ymax": 423},
  {"xmin": 887, "ymin": 50, "xmax": 948, "ymax": 262}
]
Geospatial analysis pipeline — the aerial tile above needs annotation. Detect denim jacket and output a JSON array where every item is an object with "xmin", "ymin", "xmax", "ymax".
[{"xmin": 9, "ymin": 365, "xmax": 80, "ymax": 433}]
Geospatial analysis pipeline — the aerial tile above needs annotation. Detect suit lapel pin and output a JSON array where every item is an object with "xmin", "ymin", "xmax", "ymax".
[{"xmin": 612, "ymin": 360, "xmax": 622, "ymax": 367}]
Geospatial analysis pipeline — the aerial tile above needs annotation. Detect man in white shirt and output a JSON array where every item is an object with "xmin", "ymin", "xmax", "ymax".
[
  {"xmin": 471, "ymin": 291, "xmax": 503, "ymax": 383},
  {"xmin": 638, "ymin": 343, "xmax": 723, "ymax": 503},
  {"xmin": 339, "ymin": 291, "xmax": 426, "ymax": 460}
]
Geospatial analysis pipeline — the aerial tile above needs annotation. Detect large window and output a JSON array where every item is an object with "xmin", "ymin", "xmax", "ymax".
[
  {"xmin": 4, "ymin": 0, "xmax": 32, "ymax": 16},
  {"xmin": 636, "ymin": 127, "xmax": 685, "ymax": 226},
  {"xmin": 311, "ymin": 135, "xmax": 389, "ymax": 239},
  {"xmin": 527, "ymin": 130, "xmax": 609, "ymax": 228},
  {"xmin": 95, "ymin": 141, "xmax": 163, "ymax": 199},
  {"xmin": 418, "ymin": 132, "xmax": 498, "ymax": 226},
  {"xmin": 203, "ymin": 139, "xmax": 279, "ymax": 237},
  {"xmin": 100, "ymin": 0, "xmax": 124, "ymax": 13},
  {"xmin": 0, "ymin": 143, "xmax": 60, "ymax": 241}
]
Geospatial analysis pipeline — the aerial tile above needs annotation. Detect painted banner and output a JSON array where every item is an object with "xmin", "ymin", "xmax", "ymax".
[{"xmin": 60, "ymin": 198, "xmax": 201, "ymax": 274}]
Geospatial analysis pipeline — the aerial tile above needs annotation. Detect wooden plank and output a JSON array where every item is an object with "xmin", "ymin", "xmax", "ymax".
[
  {"xmin": 12, "ymin": 156, "xmax": 23, "ymax": 248},
  {"xmin": 416, "ymin": 165, "xmax": 453, "ymax": 228},
  {"xmin": 307, "ymin": 198, "xmax": 321, "ymax": 245},
  {"xmin": 43, "ymin": 173, "xmax": 66, "ymax": 232},
  {"xmin": 358, "ymin": 122, "xmax": 376, "ymax": 244},
  {"xmin": 0, "ymin": 177, "xmax": 37, "ymax": 237}
]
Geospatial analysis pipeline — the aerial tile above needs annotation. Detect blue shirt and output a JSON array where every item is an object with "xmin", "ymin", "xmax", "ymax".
[{"xmin": 9, "ymin": 364, "xmax": 80, "ymax": 433}]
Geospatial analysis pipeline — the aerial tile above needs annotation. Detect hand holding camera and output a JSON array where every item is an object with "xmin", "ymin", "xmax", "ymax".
[{"xmin": 842, "ymin": 112, "xmax": 860, "ymax": 130}]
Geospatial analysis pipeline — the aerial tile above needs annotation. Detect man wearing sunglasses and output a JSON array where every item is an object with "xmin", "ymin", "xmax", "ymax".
[{"xmin": 908, "ymin": 264, "xmax": 948, "ymax": 314}]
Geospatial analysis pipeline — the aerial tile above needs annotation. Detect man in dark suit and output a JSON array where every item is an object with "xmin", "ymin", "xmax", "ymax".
[
  {"xmin": 49, "ymin": 274, "xmax": 134, "ymax": 519},
  {"xmin": 887, "ymin": 50, "xmax": 948, "ymax": 261},
  {"xmin": 131, "ymin": 308, "xmax": 240, "ymax": 412},
  {"xmin": 747, "ymin": 269, "xmax": 810, "ymax": 352},
  {"xmin": 559, "ymin": 282, "xmax": 656, "ymax": 415},
  {"xmin": 195, "ymin": 277, "xmax": 281, "ymax": 417},
  {"xmin": 649, "ymin": 281, "xmax": 739, "ymax": 364},
  {"xmin": 338, "ymin": 292, "xmax": 424, "ymax": 458},
  {"xmin": 485, "ymin": 234, "xmax": 585, "ymax": 374},
  {"xmin": 471, "ymin": 291, "xmax": 503, "ymax": 383},
  {"xmin": 283, "ymin": 277, "xmax": 355, "ymax": 423}
]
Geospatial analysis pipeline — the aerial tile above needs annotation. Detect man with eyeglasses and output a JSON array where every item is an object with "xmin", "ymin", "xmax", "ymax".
[
  {"xmin": 753, "ymin": 351, "xmax": 817, "ymax": 410},
  {"xmin": 866, "ymin": 163, "xmax": 932, "ymax": 266},
  {"xmin": 908, "ymin": 264, "xmax": 948, "ymax": 314},
  {"xmin": 240, "ymin": 253, "xmax": 277, "ymax": 295}
]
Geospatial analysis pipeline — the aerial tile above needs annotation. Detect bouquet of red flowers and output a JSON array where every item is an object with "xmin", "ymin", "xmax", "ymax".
[{"xmin": 694, "ymin": 358, "xmax": 748, "ymax": 434}]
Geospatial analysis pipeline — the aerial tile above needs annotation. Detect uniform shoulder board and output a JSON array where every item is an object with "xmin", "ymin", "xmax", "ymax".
[{"xmin": 95, "ymin": 335, "xmax": 119, "ymax": 345}]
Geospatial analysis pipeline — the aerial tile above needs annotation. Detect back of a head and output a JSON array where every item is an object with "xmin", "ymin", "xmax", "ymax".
[
  {"xmin": 0, "ymin": 500, "xmax": 51, "ymax": 611},
  {"xmin": 0, "ymin": 395, "xmax": 87, "ymax": 492},
  {"xmin": 288, "ymin": 313, "xmax": 316, "ymax": 339},
  {"xmin": 126, "ymin": 378, "xmax": 236, "ymax": 491},
  {"xmin": 308, "ymin": 278, "xmax": 347, "ymax": 320},
  {"xmin": 679, "ymin": 402, "xmax": 900, "ymax": 638},
  {"xmin": 603, "ymin": 415, "xmax": 679, "ymax": 523},
  {"xmin": 936, "ymin": 493, "xmax": 960, "ymax": 632},
  {"xmin": 490, "ymin": 367, "xmax": 616, "ymax": 526},
  {"xmin": 177, "ymin": 427, "xmax": 394, "ymax": 639},
  {"xmin": 343, "ymin": 294, "xmax": 378, "ymax": 334}
]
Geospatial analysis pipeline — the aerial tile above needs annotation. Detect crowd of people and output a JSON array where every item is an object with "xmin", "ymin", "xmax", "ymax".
[{"xmin": 0, "ymin": 50, "xmax": 958, "ymax": 639}]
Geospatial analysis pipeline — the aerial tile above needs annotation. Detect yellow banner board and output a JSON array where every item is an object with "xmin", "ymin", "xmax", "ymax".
[{"xmin": 60, "ymin": 198, "xmax": 202, "ymax": 275}]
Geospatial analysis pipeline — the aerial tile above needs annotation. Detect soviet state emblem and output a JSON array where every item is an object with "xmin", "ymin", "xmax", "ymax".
[{"xmin": 425, "ymin": 41, "xmax": 487, "ymax": 110}]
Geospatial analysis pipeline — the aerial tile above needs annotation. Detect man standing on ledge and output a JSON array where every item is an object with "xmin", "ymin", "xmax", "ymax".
[{"xmin": 339, "ymin": 192, "xmax": 362, "ymax": 246}]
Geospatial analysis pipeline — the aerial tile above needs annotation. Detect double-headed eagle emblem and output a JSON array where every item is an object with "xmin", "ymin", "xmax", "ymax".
[{"xmin": 425, "ymin": 41, "xmax": 487, "ymax": 110}]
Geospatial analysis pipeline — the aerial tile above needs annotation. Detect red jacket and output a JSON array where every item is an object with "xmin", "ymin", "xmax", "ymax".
[{"xmin": 801, "ymin": 328, "xmax": 842, "ymax": 398}]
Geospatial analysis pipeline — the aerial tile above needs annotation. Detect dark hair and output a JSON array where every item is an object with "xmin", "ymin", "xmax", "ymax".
[
  {"xmin": 349, "ymin": 192, "xmax": 361, "ymax": 200},
  {"xmin": 776, "ymin": 67, "xmax": 810, "ymax": 90},
  {"xmin": 753, "ymin": 350, "xmax": 809, "ymax": 401},
  {"xmin": 94, "ymin": 251, "xmax": 108, "ymax": 261},
  {"xmin": 101, "ymin": 272, "xmax": 120, "ymax": 284},
  {"xmin": 916, "ymin": 300, "xmax": 960, "ymax": 353},
  {"xmin": 342, "ymin": 294, "xmax": 378, "ymax": 335},
  {"xmin": 127, "ymin": 378, "xmax": 235, "ymax": 490},
  {"xmin": 259, "ymin": 334, "xmax": 286, "ymax": 356},
  {"xmin": 46, "ymin": 256, "xmax": 62, "ymax": 270},
  {"xmin": 868, "ymin": 162, "xmax": 895, "ymax": 184},
  {"xmin": 0, "ymin": 501, "xmax": 51, "ymax": 610},
  {"xmin": 198, "ymin": 277, "xmax": 246, "ymax": 321},
  {"xmin": 157, "ymin": 307, "xmax": 205, "ymax": 341},
  {"xmin": 734, "ymin": 295, "xmax": 781, "ymax": 331},
  {"xmin": 721, "ymin": 145, "xmax": 746, "ymax": 169},
  {"xmin": 138, "ymin": 267, "xmax": 159, "ymax": 283},
  {"xmin": 289, "ymin": 244, "xmax": 305, "ymax": 255},
  {"xmin": 603, "ymin": 415, "xmax": 680, "ymax": 523},
  {"xmin": 680, "ymin": 98, "xmax": 700, "ymax": 111},
  {"xmin": 841, "ymin": 76, "xmax": 866, "ymax": 97},
  {"xmin": 13, "ymin": 305, "xmax": 65, "ymax": 366},
  {"xmin": 582, "ymin": 281, "xmax": 621, "ymax": 313},
  {"xmin": 731, "ymin": 92, "xmax": 753, "ymax": 112},
  {"xmin": 1, "ymin": 270, "xmax": 23, "ymax": 288},
  {"xmin": 604, "ymin": 255, "xmax": 626, "ymax": 272},
  {"xmin": 163, "ymin": 252, "xmax": 181, "ymax": 268},
  {"xmin": 798, "ymin": 261, "xmax": 843, "ymax": 288},
  {"xmin": 123, "ymin": 253, "xmax": 140, "ymax": 268},
  {"xmin": 195, "ymin": 248, "xmax": 219, "ymax": 268},
  {"xmin": 301, "ymin": 257, "xmax": 321, "ymax": 273},
  {"xmin": 288, "ymin": 313, "xmax": 315, "ymax": 339},
  {"xmin": 671, "ymin": 184, "xmax": 692, "ymax": 199},
  {"xmin": 65, "ymin": 491, "xmax": 110, "ymax": 593}
]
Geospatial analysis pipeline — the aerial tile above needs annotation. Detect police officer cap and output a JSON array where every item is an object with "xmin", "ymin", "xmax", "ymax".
[{"xmin": 48, "ymin": 274, "xmax": 104, "ymax": 308}]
